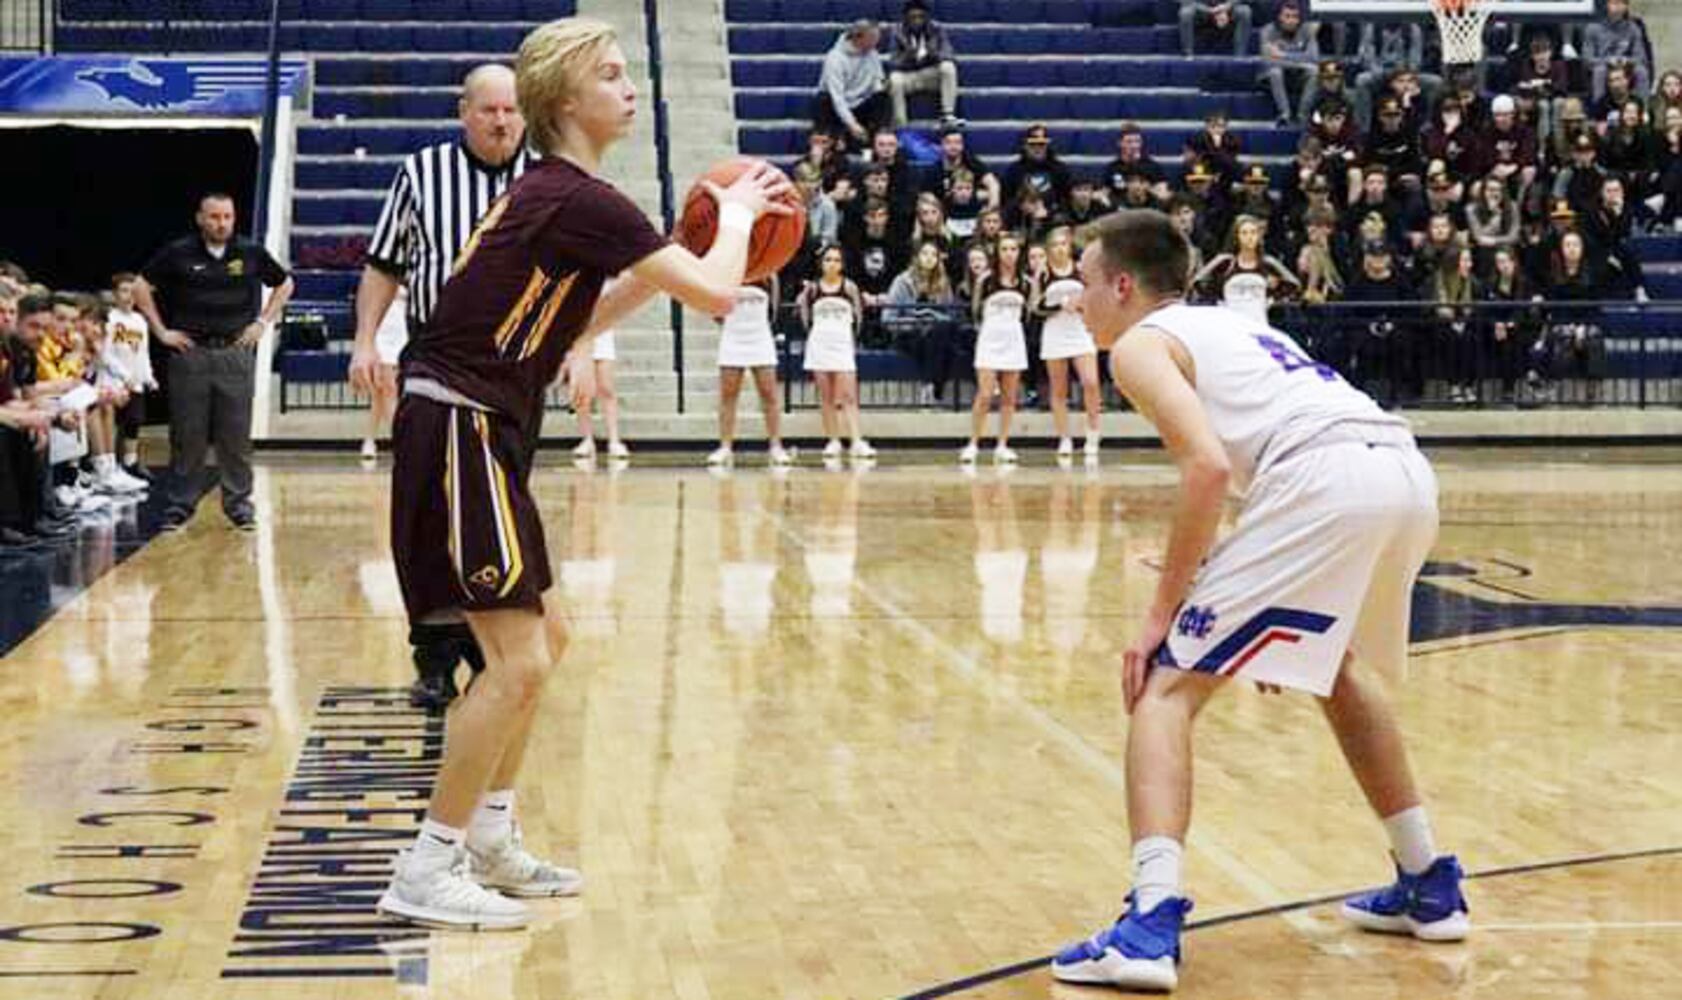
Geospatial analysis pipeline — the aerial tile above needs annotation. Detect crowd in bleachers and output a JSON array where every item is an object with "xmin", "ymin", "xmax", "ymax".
[
  {"xmin": 787, "ymin": 0, "xmax": 1677, "ymax": 406},
  {"xmin": 0, "ymin": 264, "xmax": 155, "ymax": 551}
]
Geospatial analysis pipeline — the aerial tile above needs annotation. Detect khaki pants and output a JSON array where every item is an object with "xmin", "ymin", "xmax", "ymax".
[{"xmin": 889, "ymin": 61, "xmax": 958, "ymax": 125}]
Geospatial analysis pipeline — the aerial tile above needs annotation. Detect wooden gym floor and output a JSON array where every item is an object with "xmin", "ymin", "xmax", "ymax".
[{"xmin": 0, "ymin": 448, "xmax": 1677, "ymax": 999}]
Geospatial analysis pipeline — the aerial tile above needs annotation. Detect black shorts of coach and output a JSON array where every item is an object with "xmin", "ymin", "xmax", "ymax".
[{"xmin": 390, "ymin": 395, "xmax": 551, "ymax": 620}]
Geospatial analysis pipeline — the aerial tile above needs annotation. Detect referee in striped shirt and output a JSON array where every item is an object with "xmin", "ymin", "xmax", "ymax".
[{"xmin": 348, "ymin": 63, "xmax": 535, "ymax": 711}]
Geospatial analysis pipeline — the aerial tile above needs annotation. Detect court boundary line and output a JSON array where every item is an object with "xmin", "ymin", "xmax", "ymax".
[{"xmin": 891, "ymin": 844, "xmax": 1682, "ymax": 1000}]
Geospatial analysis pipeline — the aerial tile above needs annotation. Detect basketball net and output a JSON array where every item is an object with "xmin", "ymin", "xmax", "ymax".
[{"xmin": 1431, "ymin": 0, "xmax": 1492, "ymax": 65}]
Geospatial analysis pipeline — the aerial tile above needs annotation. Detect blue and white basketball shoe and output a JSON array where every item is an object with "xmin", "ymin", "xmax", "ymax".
[
  {"xmin": 1051, "ymin": 895, "xmax": 1192, "ymax": 992},
  {"xmin": 1341, "ymin": 855, "xmax": 1470, "ymax": 941}
]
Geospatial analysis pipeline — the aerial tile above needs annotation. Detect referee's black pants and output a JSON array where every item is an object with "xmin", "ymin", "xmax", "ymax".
[{"xmin": 166, "ymin": 344, "xmax": 255, "ymax": 520}]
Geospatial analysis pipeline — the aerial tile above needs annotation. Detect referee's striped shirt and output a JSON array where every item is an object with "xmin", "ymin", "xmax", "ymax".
[{"xmin": 365, "ymin": 140, "xmax": 536, "ymax": 329}]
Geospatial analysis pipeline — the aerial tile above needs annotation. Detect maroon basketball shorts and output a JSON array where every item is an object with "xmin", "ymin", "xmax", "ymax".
[{"xmin": 390, "ymin": 395, "xmax": 551, "ymax": 620}]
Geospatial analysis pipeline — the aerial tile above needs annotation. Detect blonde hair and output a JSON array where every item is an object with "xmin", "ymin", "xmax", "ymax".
[{"xmin": 516, "ymin": 17, "xmax": 617, "ymax": 156}]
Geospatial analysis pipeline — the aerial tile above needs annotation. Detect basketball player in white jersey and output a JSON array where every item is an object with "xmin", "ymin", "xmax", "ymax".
[{"xmin": 1051, "ymin": 210, "xmax": 1467, "ymax": 992}]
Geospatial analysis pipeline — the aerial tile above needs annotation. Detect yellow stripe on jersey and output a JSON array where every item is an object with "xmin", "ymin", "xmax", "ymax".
[
  {"xmin": 494, "ymin": 268, "xmax": 551, "ymax": 354},
  {"xmin": 517, "ymin": 272, "xmax": 579, "ymax": 362},
  {"xmin": 452, "ymin": 194, "xmax": 510, "ymax": 279}
]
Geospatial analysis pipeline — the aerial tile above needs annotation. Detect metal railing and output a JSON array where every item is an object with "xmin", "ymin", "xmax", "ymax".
[{"xmin": 0, "ymin": 0, "xmax": 48, "ymax": 52}]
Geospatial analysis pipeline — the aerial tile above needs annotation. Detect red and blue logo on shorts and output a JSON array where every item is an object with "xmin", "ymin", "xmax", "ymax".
[{"xmin": 1156, "ymin": 606, "xmax": 1338, "ymax": 676}]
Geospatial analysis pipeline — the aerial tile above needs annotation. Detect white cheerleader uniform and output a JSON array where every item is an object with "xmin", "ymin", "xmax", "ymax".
[
  {"xmin": 719, "ymin": 282, "xmax": 779, "ymax": 369},
  {"xmin": 974, "ymin": 274, "xmax": 1029, "ymax": 372},
  {"xmin": 1038, "ymin": 267, "xmax": 1097, "ymax": 361},
  {"xmin": 802, "ymin": 281, "xmax": 857, "ymax": 374},
  {"xmin": 591, "ymin": 328, "xmax": 617, "ymax": 362},
  {"xmin": 374, "ymin": 286, "xmax": 409, "ymax": 365}
]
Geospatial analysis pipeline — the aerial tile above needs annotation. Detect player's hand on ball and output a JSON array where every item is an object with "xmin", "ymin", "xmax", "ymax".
[{"xmin": 705, "ymin": 160, "xmax": 795, "ymax": 220}]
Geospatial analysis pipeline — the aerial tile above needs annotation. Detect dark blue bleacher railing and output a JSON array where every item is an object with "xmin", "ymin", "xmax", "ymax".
[
  {"xmin": 251, "ymin": 0, "xmax": 285, "ymax": 242},
  {"xmin": 642, "ymin": 0, "xmax": 685, "ymax": 414},
  {"xmin": 765, "ymin": 300, "xmax": 1682, "ymax": 413}
]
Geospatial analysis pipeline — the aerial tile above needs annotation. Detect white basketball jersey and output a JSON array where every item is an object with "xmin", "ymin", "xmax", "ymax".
[
  {"xmin": 723, "ymin": 284, "xmax": 773, "ymax": 337},
  {"xmin": 1138, "ymin": 302, "xmax": 1405, "ymax": 495}
]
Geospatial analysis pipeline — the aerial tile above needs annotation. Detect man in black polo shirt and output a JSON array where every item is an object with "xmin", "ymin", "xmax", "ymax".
[{"xmin": 134, "ymin": 192, "xmax": 293, "ymax": 531}]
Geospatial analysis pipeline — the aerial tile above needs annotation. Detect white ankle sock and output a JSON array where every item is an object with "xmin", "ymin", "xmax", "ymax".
[
  {"xmin": 1131, "ymin": 836, "xmax": 1184, "ymax": 915},
  {"xmin": 413, "ymin": 818, "xmax": 465, "ymax": 867},
  {"xmin": 1382, "ymin": 805, "xmax": 1437, "ymax": 875},
  {"xmin": 468, "ymin": 789, "xmax": 515, "ymax": 849}
]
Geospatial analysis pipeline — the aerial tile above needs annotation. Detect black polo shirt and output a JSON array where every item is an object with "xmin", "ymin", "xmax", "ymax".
[{"xmin": 141, "ymin": 234, "xmax": 290, "ymax": 342}]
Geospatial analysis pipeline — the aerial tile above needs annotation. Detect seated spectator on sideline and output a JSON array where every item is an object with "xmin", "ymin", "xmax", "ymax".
[
  {"xmin": 1342, "ymin": 240, "xmax": 1420, "ymax": 401},
  {"xmin": 799, "ymin": 129, "xmax": 848, "ymax": 194},
  {"xmin": 844, "ymin": 164, "xmax": 911, "ymax": 243},
  {"xmin": 1353, "ymin": 24, "xmax": 1435, "ymax": 130},
  {"xmin": 794, "ymin": 160, "xmax": 841, "ymax": 247},
  {"xmin": 1286, "ymin": 172, "xmax": 1339, "ymax": 247},
  {"xmin": 942, "ymin": 168, "xmax": 984, "ymax": 242},
  {"xmin": 1584, "ymin": 174, "xmax": 1650, "ymax": 299},
  {"xmin": 0, "ymin": 294, "xmax": 64, "ymax": 547},
  {"xmin": 1482, "ymin": 95, "xmax": 1541, "ymax": 200},
  {"xmin": 1542, "ymin": 230, "xmax": 1605, "ymax": 390},
  {"xmin": 887, "ymin": 0, "xmax": 961, "ymax": 128},
  {"xmin": 1184, "ymin": 109, "xmax": 1244, "ymax": 190},
  {"xmin": 909, "ymin": 191, "xmax": 956, "ymax": 261},
  {"xmin": 1590, "ymin": 61, "xmax": 1640, "ymax": 123},
  {"xmin": 815, "ymin": 20, "xmax": 889, "ymax": 150},
  {"xmin": 885, "ymin": 238, "xmax": 961, "ymax": 399},
  {"xmin": 1549, "ymin": 98, "xmax": 1594, "ymax": 166},
  {"xmin": 1306, "ymin": 100, "xmax": 1363, "ymax": 200},
  {"xmin": 1063, "ymin": 175, "xmax": 1109, "ymax": 227},
  {"xmin": 1583, "ymin": 0, "xmax": 1652, "ymax": 101},
  {"xmin": 1008, "ymin": 183, "xmax": 1057, "ymax": 247},
  {"xmin": 1167, "ymin": 196, "xmax": 1209, "ymax": 277},
  {"xmin": 1554, "ymin": 132, "xmax": 1610, "ymax": 213},
  {"xmin": 1409, "ymin": 165, "xmax": 1467, "ymax": 236},
  {"xmin": 928, "ymin": 126, "xmax": 999, "ymax": 208},
  {"xmin": 1258, "ymin": 1, "xmax": 1320, "ymax": 126},
  {"xmin": 1650, "ymin": 70, "xmax": 1682, "ymax": 125},
  {"xmin": 1296, "ymin": 205, "xmax": 1347, "ymax": 305},
  {"xmin": 1655, "ymin": 104, "xmax": 1682, "ymax": 227},
  {"xmin": 1306, "ymin": 60, "xmax": 1352, "ymax": 123},
  {"xmin": 1423, "ymin": 95, "xmax": 1483, "ymax": 184},
  {"xmin": 1601, "ymin": 97, "xmax": 1658, "ymax": 197},
  {"xmin": 1179, "ymin": 0, "xmax": 1252, "ymax": 57},
  {"xmin": 1413, "ymin": 208, "xmax": 1465, "ymax": 278},
  {"xmin": 1178, "ymin": 160, "xmax": 1232, "ymax": 256},
  {"xmin": 1362, "ymin": 95, "xmax": 1426, "ymax": 190},
  {"xmin": 1001, "ymin": 124, "xmax": 1073, "ymax": 218},
  {"xmin": 1113, "ymin": 167, "xmax": 1161, "ymax": 211},
  {"xmin": 971, "ymin": 205, "xmax": 1005, "ymax": 260},
  {"xmin": 1346, "ymin": 163, "xmax": 1410, "ymax": 247},
  {"xmin": 859, "ymin": 127, "xmax": 921, "ymax": 225},
  {"xmin": 1467, "ymin": 175, "xmax": 1522, "ymax": 273},
  {"xmin": 1104, "ymin": 124, "xmax": 1171, "ymax": 206},
  {"xmin": 1481, "ymin": 245, "xmax": 1542, "ymax": 402},
  {"xmin": 1513, "ymin": 33, "xmax": 1571, "ymax": 140},
  {"xmin": 1232, "ymin": 164, "xmax": 1281, "ymax": 235},
  {"xmin": 956, "ymin": 242, "xmax": 990, "ymax": 303},
  {"xmin": 843, "ymin": 197, "xmax": 907, "ymax": 309}
]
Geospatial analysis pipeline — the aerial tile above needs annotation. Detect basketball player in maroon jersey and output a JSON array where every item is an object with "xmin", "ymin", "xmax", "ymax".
[{"xmin": 376, "ymin": 17, "xmax": 791, "ymax": 929}]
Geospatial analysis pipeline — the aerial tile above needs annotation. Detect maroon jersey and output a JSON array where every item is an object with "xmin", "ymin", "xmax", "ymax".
[{"xmin": 406, "ymin": 156, "xmax": 667, "ymax": 431}]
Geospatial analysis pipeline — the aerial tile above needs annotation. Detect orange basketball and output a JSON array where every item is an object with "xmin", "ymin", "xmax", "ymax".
[{"xmin": 675, "ymin": 157, "xmax": 807, "ymax": 285}]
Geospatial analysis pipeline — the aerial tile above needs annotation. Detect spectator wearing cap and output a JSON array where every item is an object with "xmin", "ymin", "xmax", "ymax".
[
  {"xmin": 887, "ymin": 0, "xmax": 961, "ymax": 129},
  {"xmin": 1104, "ymin": 124, "xmax": 1171, "ymax": 206},
  {"xmin": 1002, "ymin": 124, "xmax": 1073, "ymax": 218},
  {"xmin": 1408, "ymin": 166, "xmax": 1466, "ymax": 240},
  {"xmin": 1525, "ymin": 198, "xmax": 1580, "ymax": 279},
  {"xmin": 1583, "ymin": 0, "xmax": 1652, "ymax": 103},
  {"xmin": 1583, "ymin": 174, "xmax": 1650, "ymax": 300},
  {"xmin": 927, "ymin": 126, "xmax": 1000, "ymax": 209},
  {"xmin": 1232, "ymin": 164, "xmax": 1281, "ymax": 236},
  {"xmin": 1513, "ymin": 33, "xmax": 1571, "ymax": 140},
  {"xmin": 815, "ymin": 19, "xmax": 890, "ymax": 148},
  {"xmin": 1352, "ymin": 24, "xmax": 1434, "ymax": 131},
  {"xmin": 1305, "ymin": 60, "xmax": 1352, "ymax": 123},
  {"xmin": 1184, "ymin": 109, "xmax": 1244, "ymax": 191},
  {"xmin": 1285, "ymin": 169, "xmax": 1339, "ymax": 248},
  {"xmin": 1548, "ymin": 98, "xmax": 1593, "ymax": 167},
  {"xmin": 1178, "ymin": 0, "xmax": 1253, "ymax": 57},
  {"xmin": 1481, "ymin": 95, "xmax": 1540, "ymax": 200},
  {"xmin": 1362, "ymin": 95, "xmax": 1426, "ymax": 190},
  {"xmin": 1553, "ymin": 131, "xmax": 1609, "ymax": 214},
  {"xmin": 1178, "ymin": 160, "xmax": 1232, "ymax": 257},
  {"xmin": 1306, "ymin": 100, "xmax": 1363, "ymax": 197},
  {"xmin": 1257, "ymin": 1, "xmax": 1320, "ymax": 126}
]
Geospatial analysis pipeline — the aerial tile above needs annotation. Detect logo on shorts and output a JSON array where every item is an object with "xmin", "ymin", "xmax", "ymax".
[
  {"xmin": 470, "ymin": 565, "xmax": 502, "ymax": 589},
  {"xmin": 1176, "ymin": 605, "xmax": 1219, "ymax": 640}
]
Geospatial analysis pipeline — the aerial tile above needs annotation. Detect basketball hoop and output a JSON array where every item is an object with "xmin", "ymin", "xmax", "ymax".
[{"xmin": 1431, "ymin": 0, "xmax": 1492, "ymax": 65}]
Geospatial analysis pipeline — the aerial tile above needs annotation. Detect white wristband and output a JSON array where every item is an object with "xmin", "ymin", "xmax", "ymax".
[{"xmin": 718, "ymin": 202, "xmax": 755, "ymax": 236}]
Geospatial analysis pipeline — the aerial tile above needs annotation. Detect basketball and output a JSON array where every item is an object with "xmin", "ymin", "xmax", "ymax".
[{"xmin": 675, "ymin": 156, "xmax": 806, "ymax": 285}]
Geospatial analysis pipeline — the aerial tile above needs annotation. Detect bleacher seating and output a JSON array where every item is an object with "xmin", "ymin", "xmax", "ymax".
[{"xmin": 56, "ymin": 0, "xmax": 579, "ymax": 343}]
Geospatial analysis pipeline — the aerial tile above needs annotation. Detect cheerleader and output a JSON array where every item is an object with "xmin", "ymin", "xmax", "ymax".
[
  {"xmin": 797, "ymin": 245, "xmax": 875, "ymax": 461},
  {"xmin": 709, "ymin": 277, "xmax": 792, "ymax": 467},
  {"xmin": 962, "ymin": 232, "xmax": 1028, "ymax": 464},
  {"xmin": 569, "ymin": 325, "xmax": 627, "ymax": 461},
  {"xmin": 1032, "ymin": 226, "xmax": 1102, "ymax": 460},
  {"xmin": 1190, "ymin": 214, "xmax": 1301, "ymax": 323}
]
